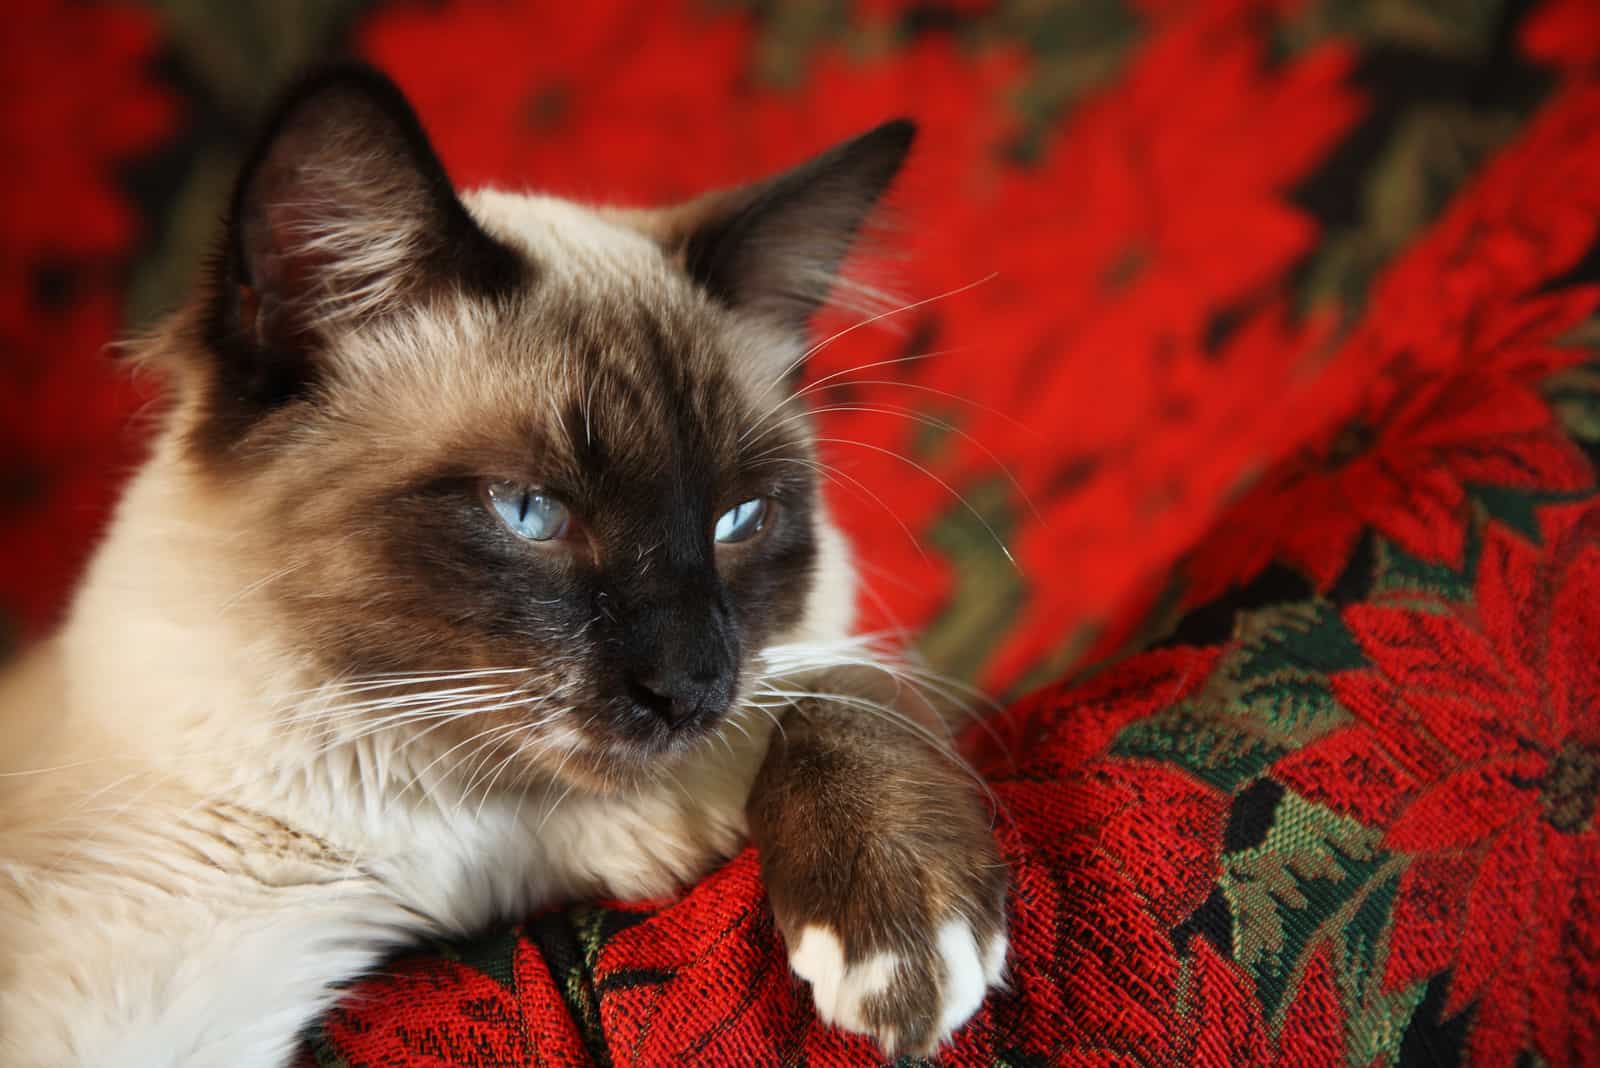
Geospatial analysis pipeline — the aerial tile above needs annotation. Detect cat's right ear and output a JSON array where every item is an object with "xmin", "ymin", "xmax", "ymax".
[
  {"xmin": 201, "ymin": 66, "xmax": 522, "ymax": 428},
  {"xmin": 643, "ymin": 120, "xmax": 916, "ymax": 343}
]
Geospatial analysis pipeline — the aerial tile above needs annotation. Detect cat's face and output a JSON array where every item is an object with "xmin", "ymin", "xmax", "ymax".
[{"xmin": 154, "ymin": 69, "xmax": 911, "ymax": 789}]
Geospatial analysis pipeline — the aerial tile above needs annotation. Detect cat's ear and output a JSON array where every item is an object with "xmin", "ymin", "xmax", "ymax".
[
  {"xmin": 655, "ymin": 120, "xmax": 916, "ymax": 336},
  {"xmin": 205, "ymin": 65, "xmax": 521, "ymax": 402}
]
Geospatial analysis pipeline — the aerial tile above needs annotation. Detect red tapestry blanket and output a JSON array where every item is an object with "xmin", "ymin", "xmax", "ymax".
[{"xmin": 3, "ymin": 1, "xmax": 1598, "ymax": 1065}]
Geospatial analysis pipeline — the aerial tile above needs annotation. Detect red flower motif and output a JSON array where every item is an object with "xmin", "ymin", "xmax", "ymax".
[
  {"xmin": 1183, "ymin": 82, "xmax": 1600, "ymax": 605},
  {"xmin": 0, "ymin": 0, "xmax": 175, "ymax": 264},
  {"xmin": 1168, "ymin": 939, "xmax": 1279, "ymax": 1067},
  {"xmin": 1222, "ymin": 368, "xmax": 1590, "ymax": 593},
  {"xmin": 1277, "ymin": 503, "xmax": 1600, "ymax": 1064},
  {"xmin": 944, "ymin": 756, "xmax": 1237, "ymax": 1065}
]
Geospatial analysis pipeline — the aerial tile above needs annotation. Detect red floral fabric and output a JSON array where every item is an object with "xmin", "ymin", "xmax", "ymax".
[
  {"xmin": 3, "ymin": 1, "xmax": 1599, "ymax": 1065},
  {"xmin": 1290, "ymin": 504, "xmax": 1600, "ymax": 1062}
]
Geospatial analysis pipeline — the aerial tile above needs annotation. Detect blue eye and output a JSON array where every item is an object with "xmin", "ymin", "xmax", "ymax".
[
  {"xmin": 714, "ymin": 497, "xmax": 768, "ymax": 544},
  {"xmin": 485, "ymin": 482, "xmax": 571, "ymax": 542}
]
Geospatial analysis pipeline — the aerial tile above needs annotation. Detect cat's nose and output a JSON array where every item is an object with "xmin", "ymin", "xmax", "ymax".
[{"xmin": 626, "ymin": 667, "xmax": 733, "ymax": 730}]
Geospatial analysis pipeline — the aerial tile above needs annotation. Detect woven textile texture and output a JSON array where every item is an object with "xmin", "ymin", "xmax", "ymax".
[{"xmin": 4, "ymin": 0, "xmax": 1599, "ymax": 1065}]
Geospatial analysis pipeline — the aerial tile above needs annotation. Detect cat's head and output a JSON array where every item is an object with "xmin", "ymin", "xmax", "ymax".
[{"xmin": 146, "ymin": 67, "xmax": 912, "ymax": 788}]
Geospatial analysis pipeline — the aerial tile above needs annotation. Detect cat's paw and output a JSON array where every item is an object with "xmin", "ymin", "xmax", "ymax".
[
  {"xmin": 755, "ymin": 771, "xmax": 1009, "ymax": 1054},
  {"xmin": 747, "ymin": 674, "xmax": 1011, "ymax": 1056},
  {"xmin": 788, "ymin": 912, "xmax": 1007, "ymax": 1056}
]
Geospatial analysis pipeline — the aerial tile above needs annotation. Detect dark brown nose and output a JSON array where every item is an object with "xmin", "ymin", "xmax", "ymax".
[
  {"xmin": 601, "ymin": 561, "xmax": 740, "ymax": 739},
  {"xmin": 626, "ymin": 664, "xmax": 734, "ymax": 730}
]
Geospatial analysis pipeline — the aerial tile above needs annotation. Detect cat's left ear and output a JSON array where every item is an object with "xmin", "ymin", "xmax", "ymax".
[
  {"xmin": 650, "ymin": 120, "xmax": 916, "ymax": 338},
  {"xmin": 200, "ymin": 66, "xmax": 522, "ymax": 428}
]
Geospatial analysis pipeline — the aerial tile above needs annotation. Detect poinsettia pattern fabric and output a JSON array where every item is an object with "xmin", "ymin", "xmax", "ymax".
[{"xmin": 2, "ymin": 0, "xmax": 1599, "ymax": 1065}]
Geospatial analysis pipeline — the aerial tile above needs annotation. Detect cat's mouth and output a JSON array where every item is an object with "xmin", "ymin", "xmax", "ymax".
[
  {"xmin": 525, "ymin": 707, "xmax": 736, "ymax": 795},
  {"xmin": 528, "ymin": 679, "xmax": 748, "ymax": 787},
  {"xmin": 591, "ymin": 692, "xmax": 734, "ymax": 759},
  {"xmin": 547, "ymin": 661, "xmax": 744, "ymax": 764}
]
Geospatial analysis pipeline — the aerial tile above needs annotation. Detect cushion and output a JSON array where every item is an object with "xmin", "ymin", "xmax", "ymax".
[{"xmin": 3, "ymin": 1, "xmax": 1598, "ymax": 1065}]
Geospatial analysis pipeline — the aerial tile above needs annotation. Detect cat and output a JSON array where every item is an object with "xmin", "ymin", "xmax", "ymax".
[{"xmin": 0, "ymin": 66, "xmax": 1007, "ymax": 1067}]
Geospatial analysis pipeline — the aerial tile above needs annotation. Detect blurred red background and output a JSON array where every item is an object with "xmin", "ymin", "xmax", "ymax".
[
  {"xmin": 6, "ymin": 4, "xmax": 1600, "ymax": 1064},
  {"xmin": 16, "ymin": 0, "xmax": 1588, "ymax": 694}
]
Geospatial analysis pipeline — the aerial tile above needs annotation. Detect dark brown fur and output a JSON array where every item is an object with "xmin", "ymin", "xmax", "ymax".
[{"xmin": 748, "ymin": 666, "xmax": 1007, "ymax": 1052}]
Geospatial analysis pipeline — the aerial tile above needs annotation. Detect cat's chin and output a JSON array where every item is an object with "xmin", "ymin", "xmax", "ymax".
[{"xmin": 524, "ymin": 724, "xmax": 732, "ymax": 798}]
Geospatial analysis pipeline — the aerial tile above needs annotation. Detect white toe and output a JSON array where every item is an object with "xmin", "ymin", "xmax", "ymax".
[
  {"xmin": 790, "ymin": 924, "xmax": 902, "ymax": 1031},
  {"xmin": 792, "ymin": 918, "xmax": 1005, "ymax": 1051},
  {"xmin": 934, "ymin": 919, "xmax": 987, "ymax": 1036},
  {"xmin": 983, "ymin": 930, "xmax": 1009, "ymax": 984}
]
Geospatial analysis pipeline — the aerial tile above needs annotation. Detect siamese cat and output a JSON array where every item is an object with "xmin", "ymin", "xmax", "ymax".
[{"xmin": 0, "ymin": 67, "xmax": 1007, "ymax": 1066}]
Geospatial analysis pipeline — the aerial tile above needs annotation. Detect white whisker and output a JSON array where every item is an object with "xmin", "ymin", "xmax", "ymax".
[
  {"xmin": 764, "ymin": 273, "xmax": 998, "ymax": 398},
  {"xmin": 811, "ymin": 436, "xmax": 1016, "ymax": 566},
  {"xmin": 751, "ymin": 402, "xmax": 1043, "ymax": 526}
]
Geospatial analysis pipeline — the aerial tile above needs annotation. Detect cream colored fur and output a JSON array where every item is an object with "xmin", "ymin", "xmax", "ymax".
[{"xmin": 0, "ymin": 193, "xmax": 859, "ymax": 1067}]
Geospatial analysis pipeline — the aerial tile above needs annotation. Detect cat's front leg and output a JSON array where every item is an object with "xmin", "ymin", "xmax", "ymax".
[{"xmin": 746, "ymin": 666, "xmax": 1008, "ymax": 1056}]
